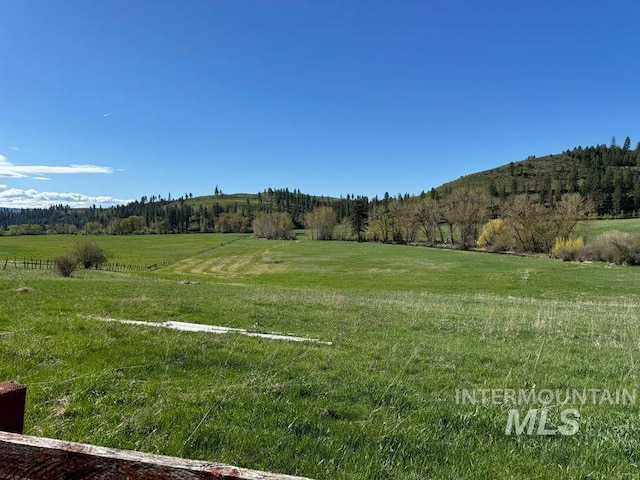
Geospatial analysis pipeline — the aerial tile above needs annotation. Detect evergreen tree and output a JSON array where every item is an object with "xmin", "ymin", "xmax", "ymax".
[{"xmin": 351, "ymin": 198, "xmax": 369, "ymax": 242}]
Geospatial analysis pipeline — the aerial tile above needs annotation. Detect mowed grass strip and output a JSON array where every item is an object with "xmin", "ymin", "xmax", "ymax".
[
  {"xmin": 1, "ymin": 234, "xmax": 640, "ymax": 478},
  {"xmin": 160, "ymin": 236, "xmax": 640, "ymax": 302}
]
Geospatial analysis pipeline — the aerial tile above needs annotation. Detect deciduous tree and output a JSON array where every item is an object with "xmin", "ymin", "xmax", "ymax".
[
  {"xmin": 252, "ymin": 212, "xmax": 294, "ymax": 240},
  {"xmin": 304, "ymin": 206, "xmax": 337, "ymax": 240},
  {"xmin": 441, "ymin": 189, "xmax": 489, "ymax": 248},
  {"xmin": 413, "ymin": 196, "xmax": 443, "ymax": 245}
]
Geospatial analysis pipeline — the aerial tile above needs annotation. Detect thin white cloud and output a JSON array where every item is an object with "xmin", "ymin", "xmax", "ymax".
[
  {"xmin": 33, "ymin": 176, "xmax": 51, "ymax": 181},
  {"xmin": 103, "ymin": 112, "xmax": 114, "ymax": 117},
  {"xmin": 0, "ymin": 155, "xmax": 114, "ymax": 179},
  {"xmin": 0, "ymin": 185, "xmax": 133, "ymax": 209},
  {"xmin": 8, "ymin": 146, "xmax": 19, "ymax": 151}
]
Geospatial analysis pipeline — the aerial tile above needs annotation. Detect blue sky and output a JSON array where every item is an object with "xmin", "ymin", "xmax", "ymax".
[{"xmin": 1, "ymin": 1, "xmax": 638, "ymax": 208}]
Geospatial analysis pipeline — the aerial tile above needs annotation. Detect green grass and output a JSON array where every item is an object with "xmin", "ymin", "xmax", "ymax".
[
  {"xmin": 583, "ymin": 218, "xmax": 640, "ymax": 239},
  {"xmin": 2, "ymin": 234, "xmax": 640, "ymax": 478},
  {"xmin": 0, "ymin": 233, "xmax": 244, "ymax": 266},
  {"xmin": 184, "ymin": 193, "xmax": 262, "ymax": 209}
]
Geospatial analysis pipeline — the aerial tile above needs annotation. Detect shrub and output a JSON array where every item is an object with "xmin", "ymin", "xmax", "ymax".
[
  {"xmin": 584, "ymin": 231, "xmax": 640, "ymax": 265},
  {"xmin": 477, "ymin": 219, "xmax": 514, "ymax": 252},
  {"xmin": 551, "ymin": 237, "xmax": 584, "ymax": 261},
  {"xmin": 54, "ymin": 254, "xmax": 78, "ymax": 277},
  {"xmin": 72, "ymin": 241, "xmax": 107, "ymax": 269}
]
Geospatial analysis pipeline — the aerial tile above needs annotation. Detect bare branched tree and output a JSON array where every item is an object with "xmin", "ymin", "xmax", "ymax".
[
  {"xmin": 305, "ymin": 206, "xmax": 337, "ymax": 240},
  {"xmin": 552, "ymin": 193, "xmax": 592, "ymax": 240},
  {"xmin": 504, "ymin": 195, "xmax": 552, "ymax": 252},
  {"xmin": 441, "ymin": 189, "xmax": 489, "ymax": 248},
  {"xmin": 413, "ymin": 197, "xmax": 442, "ymax": 245}
]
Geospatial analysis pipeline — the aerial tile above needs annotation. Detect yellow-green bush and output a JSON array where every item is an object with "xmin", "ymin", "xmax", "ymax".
[
  {"xmin": 551, "ymin": 237, "xmax": 584, "ymax": 261},
  {"xmin": 477, "ymin": 218, "xmax": 514, "ymax": 252}
]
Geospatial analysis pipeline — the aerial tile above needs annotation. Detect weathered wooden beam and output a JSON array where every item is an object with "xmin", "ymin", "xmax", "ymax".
[
  {"xmin": 0, "ymin": 381, "xmax": 27, "ymax": 434},
  {"xmin": 0, "ymin": 431, "xmax": 312, "ymax": 480}
]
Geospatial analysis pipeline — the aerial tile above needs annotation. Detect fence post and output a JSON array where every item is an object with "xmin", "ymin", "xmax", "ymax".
[{"xmin": 0, "ymin": 381, "xmax": 27, "ymax": 434}]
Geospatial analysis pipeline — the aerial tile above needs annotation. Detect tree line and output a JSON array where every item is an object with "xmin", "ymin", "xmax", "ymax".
[
  {"xmin": 2, "ymin": 142, "xmax": 639, "ymax": 254},
  {"xmin": 0, "ymin": 188, "xmax": 357, "ymax": 235},
  {"xmin": 300, "ymin": 190, "xmax": 587, "ymax": 251},
  {"xmin": 244, "ymin": 189, "xmax": 640, "ymax": 267},
  {"xmin": 0, "ymin": 186, "xmax": 609, "ymax": 256},
  {"xmin": 3, "ymin": 179, "xmax": 636, "ymax": 265}
]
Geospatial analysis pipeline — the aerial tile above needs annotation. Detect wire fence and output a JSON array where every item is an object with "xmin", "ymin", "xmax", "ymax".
[
  {"xmin": 1, "ymin": 257, "xmax": 159, "ymax": 273},
  {"xmin": 1, "ymin": 237, "xmax": 244, "ymax": 273}
]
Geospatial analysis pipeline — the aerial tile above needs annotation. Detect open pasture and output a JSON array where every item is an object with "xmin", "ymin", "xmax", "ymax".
[
  {"xmin": 2, "ymin": 233, "xmax": 640, "ymax": 478},
  {"xmin": 585, "ymin": 218, "xmax": 640, "ymax": 238},
  {"xmin": 0, "ymin": 233, "xmax": 243, "ymax": 267}
]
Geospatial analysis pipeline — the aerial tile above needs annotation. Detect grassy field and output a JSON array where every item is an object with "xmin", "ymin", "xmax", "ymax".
[
  {"xmin": 2, "ymin": 232, "xmax": 640, "ymax": 478},
  {"xmin": 584, "ymin": 218, "xmax": 640, "ymax": 238},
  {"xmin": 0, "ymin": 233, "xmax": 244, "ymax": 266}
]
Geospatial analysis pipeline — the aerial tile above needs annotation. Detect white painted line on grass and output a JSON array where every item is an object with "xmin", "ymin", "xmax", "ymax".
[{"xmin": 84, "ymin": 315, "xmax": 332, "ymax": 345}]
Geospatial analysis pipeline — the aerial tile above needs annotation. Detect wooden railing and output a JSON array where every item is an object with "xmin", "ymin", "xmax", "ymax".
[{"xmin": 0, "ymin": 382, "xmax": 310, "ymax": 480}]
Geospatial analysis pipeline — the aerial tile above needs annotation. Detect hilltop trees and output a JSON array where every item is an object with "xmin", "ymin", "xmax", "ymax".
[{"xmin": 432, "ymin": 140, "xmax": 640, "ymax": 215}]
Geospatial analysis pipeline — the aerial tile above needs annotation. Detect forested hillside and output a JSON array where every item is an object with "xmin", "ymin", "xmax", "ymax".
[
  {"xmin": 2, "ymin": 140, "xmax": 640, "ymax": 237},
  {"xmin": 440, "ymin": 137, "xmax": 640, "ymax": 215}
]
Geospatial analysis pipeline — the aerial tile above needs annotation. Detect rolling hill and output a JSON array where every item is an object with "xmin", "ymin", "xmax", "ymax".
[
  {"xmin": 2, "ymin": 140, "xmax": 640, "ymax": 234},
  {"xmin": 437, "ymin": 139, "xmax": 640, "ymax": 215}
]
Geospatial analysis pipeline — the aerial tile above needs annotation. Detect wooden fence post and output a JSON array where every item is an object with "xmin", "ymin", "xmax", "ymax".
[
  {"xmin": 0, "ymin": 381, "xmax": 311, "ymax": 479},
  {"xmin": 0, "ymin": 381, "xmax": 27, "ymax": 434}
]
